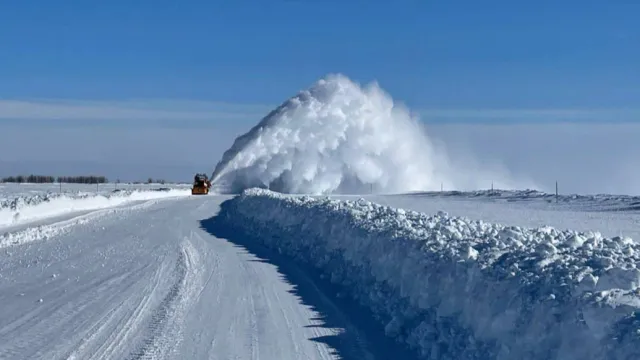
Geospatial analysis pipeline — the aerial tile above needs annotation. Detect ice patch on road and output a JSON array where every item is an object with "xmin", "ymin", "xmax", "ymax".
[
  {"xmin": 217, "ymin": 188, "xmax": 640, "ymax": 360},
  {"xmin": 0, "ymin": 188, "xmax": 190, "ymax": 229}
]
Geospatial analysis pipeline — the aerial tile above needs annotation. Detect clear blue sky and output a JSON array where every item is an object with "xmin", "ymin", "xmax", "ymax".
[
  {"xmin": 1, "ymin": 1, "xmax": 638, "ymax": 108},
  {"xmin": 1, "ymin": 1, "xmax": 639, "ymax": 185}
]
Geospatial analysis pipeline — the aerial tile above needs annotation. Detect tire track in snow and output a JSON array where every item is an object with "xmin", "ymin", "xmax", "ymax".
[
  {"xmin": 124, "ymin": 238, "xmax": 202, "ymax": 360},
  {"xmin": 0, "ymin": 268, "xmax": 156, "ymax": 359},
  {"xmin": 62, "ymin": 262, "xmax": 167, "ymax": 360},
  {"xmin": 0, "ymin": 266, "xmax": 147, "ymax": 360},
  {"xmin": 247, "ymin": 276, "xmax": 261, "ymax": 360}
]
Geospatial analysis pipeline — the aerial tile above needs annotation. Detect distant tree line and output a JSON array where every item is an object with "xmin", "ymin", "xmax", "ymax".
[
  {"xmin": 127, "ymin": 178, "xmax": 166, "ymax": 184},
  {"xmin": 1, "ymin": 175, "xmax": 108, "ymax": 184},
  {"xmin": 0, "ymin": 175, "xmax": 172, "ymax": 184}
]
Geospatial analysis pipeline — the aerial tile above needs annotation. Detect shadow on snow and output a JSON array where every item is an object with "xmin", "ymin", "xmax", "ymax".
[{"xmin": 199, "ymin": 214, "xmax": 422, "ymax": 360}]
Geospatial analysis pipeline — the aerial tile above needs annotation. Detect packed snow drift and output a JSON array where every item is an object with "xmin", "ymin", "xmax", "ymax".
[
  {"xmin": 0, "ymin": 187, "xmax": 190, "ymax": 228},
  {"xmin": 211, "ymin": 74, "xmax": 530, "ymax": 195},
  {"xmin": 0, "ymin": 182, "xmax": 191, "ymax": 198},
  {"xmin": 217, "ymin": 189, "xmax": 640, "ymax": 360}
]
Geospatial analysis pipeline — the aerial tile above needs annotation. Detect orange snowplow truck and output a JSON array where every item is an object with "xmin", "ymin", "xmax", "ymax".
[{"xmin": 191, "ymin": 173, "xmax": 211, "ymax": 195}]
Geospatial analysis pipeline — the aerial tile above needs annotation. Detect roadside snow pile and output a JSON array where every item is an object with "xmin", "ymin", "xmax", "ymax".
[
  {"xmin": 0, "ymin": 188, "xmax": 189, "ymax": 228},
  {"xmin": 217, "ymin": 188, "xmax": 640, "ymax": 360}
]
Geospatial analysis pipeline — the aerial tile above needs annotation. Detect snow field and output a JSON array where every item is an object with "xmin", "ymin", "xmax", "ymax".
[
  {"xmin": 358, "ymin": 192, "xmax": 640, "ymax": 243},
  {"xmin": 218, "ymin": 188, "xmax": 640, "ymax": 360},
  {"xmin": 0, "ymin": 187, "xmax": 190, "ymax": 229},
  {"xmin": 0, "ymin": 182, "xmax": 191, "ymax": 198},
  {"xmin": 392, "ymin": 189, "xmax": 640, "ymax": 212}
]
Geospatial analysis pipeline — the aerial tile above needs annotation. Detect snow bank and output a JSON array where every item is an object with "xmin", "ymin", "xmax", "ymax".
[
  {"xmin": 217, "ymin": 189, "xmax": 640, "ymax": 360},
  {"xmin": 0, "ymin": 199, "xmax": 161, "ymax": 249},
  {"xmin": 0, "ymin": 188, "xmax": 190, "ymax": 228}
]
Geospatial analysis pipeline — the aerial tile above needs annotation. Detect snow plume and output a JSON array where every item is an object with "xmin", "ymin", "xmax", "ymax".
[
  {"xmin": 218, "ymin": 189, "xmax": 640, "ymax": 360},
  {"xmin": 211, "ymin": 74, "xmax": 530, "ymax": 194}
]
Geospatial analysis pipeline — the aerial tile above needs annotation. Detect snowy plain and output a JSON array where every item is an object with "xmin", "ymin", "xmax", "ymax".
[
  {"xmin": 355, "ymin": 190, "xmax": 640, "ymax": 243},
  {"xmin": 1, "ymin": 184, "xmax": 639, "ymax": 359},
  {"xmin": 0, "ymin": 182, "xmax": 191, "ymax": 199}
]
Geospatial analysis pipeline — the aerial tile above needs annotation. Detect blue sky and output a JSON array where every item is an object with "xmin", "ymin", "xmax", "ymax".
[
  {"xmin": 1, "ymin": 1, "xmax": 639, "ymax": 189},
  {"xmin": 1, "ymin": 1, "xmax": 638, "ymax": 107}
]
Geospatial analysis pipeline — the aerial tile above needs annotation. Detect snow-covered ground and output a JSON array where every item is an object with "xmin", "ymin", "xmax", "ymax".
[
  {"xmin": 218, "ymin": 189, "xmax": 640, "ymax": 360},
  {"xmin": 0, "ymin": 193, "xmax": 407, "ymax": 360},
  {"xmin": 0, "ymin": 182, "xmax": 191, "ymax": 233},
  {"xmin": 354, "ymin": 190, "xmax": 640, "ymax": 242},
  {"xmin": 0, "ymin": 182, "xmax": 191, "ymax": 198},
  {"xmin": 2, "ymin": 184, "xmax": 640, "ymax": 359}
]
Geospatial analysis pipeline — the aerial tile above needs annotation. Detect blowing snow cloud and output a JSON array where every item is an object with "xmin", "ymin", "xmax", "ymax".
[{"xmin": 211, "ymin": 74, "xmax": 530, "ymax": 194}]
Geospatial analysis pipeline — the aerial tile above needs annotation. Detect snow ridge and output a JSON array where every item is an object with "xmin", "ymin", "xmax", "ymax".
[
  {"xmin": 0, "ymin": 188, "xmax": 189, "ymax": 228},
  {"xmin": 218, "ymin": 189, "xmax": 640, "ymax": 360}
]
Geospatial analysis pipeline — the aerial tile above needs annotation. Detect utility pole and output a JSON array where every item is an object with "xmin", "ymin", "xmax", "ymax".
[{"xmin": 555, "ymin": 181, "xmax": 558, "ymax": 203}]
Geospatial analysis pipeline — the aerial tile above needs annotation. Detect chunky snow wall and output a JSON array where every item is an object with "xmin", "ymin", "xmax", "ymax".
[
  {"xmin": 211, "ymin": 74, "xmax": 529, "ymax": 195},
  {"xmin": 216, "ymin": 189, "xmax": 640, "ymax": 360}
]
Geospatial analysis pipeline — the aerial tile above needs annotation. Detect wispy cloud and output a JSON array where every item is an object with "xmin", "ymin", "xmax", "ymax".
[
  {"xmin": 0, "ymin": 98, "xmax": 274, "ymax": 121},
  {"xmin": 3, "ymin": 98, "xmax": 638, "ymax": 125},
  {"xmin": 416, "ymin": 108, "xmax": 640, "ymax": 123}
]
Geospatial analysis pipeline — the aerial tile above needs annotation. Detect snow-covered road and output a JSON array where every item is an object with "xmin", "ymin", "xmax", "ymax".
[{"xmin": 0, "ymin": 195, "xmax": 394, "ymax": 360}]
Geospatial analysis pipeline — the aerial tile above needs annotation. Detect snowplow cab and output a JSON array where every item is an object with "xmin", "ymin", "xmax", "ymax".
[{"xmin": 191, "ymin": 173, "xmax": 211, "ymax": 195}]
